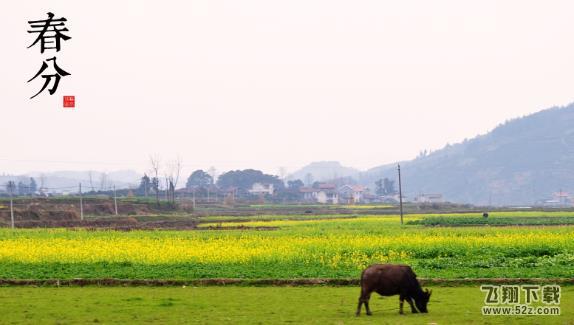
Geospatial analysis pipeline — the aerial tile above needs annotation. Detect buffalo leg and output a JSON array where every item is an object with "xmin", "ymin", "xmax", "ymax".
[
  {"xmin": 356, "ymin": 299, "xmax": 363, "ymax": 316},
  {"xmin": 365, "ymin": 300, "xmax": 372, "ymax": 316},
  {"xmin": 406, "ymin": 297, "xmax": 418, "ymax": 313},
  {"xmin": 399, "ymin": 292, "xmax": 410, "ymax": 314},
  {"xmin": 356, "ymin": 290, "xmax": 372, "ymax": 316}
]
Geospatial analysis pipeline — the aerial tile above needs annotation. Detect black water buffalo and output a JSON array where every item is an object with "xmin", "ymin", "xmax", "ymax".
[{"xmin": 356, "ymin": 264, "xmax": 431, "ymax": 316}]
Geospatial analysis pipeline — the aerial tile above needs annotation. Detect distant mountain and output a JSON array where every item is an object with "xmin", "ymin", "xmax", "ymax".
[
  {"xmin": 290, "ymin": 161, "xmax": 360, "ymax": 184},
  {"xmin": 1, "ymin": 170, "xmax": 141, "ymax": 193},
  {"xmin": 364, "ymin": 103, "xmax": 574, "ymax": 205}
]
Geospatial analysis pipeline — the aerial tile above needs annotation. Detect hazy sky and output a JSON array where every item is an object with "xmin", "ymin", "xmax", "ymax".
[{"xmin": 1, "ymin": 1, "xmax": 573, "ymax": 177}]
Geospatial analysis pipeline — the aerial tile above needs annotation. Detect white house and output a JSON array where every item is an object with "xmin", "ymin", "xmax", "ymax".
[
  {"xmin": 300, "ymin": 183, "xmax": 339, "ymax": 204},
  {"xmin": 249, "ymin": 183, "xmax": 274, "ymax": 196},
  {"xmin": 315, "ymin": 190, "xmax": 339, "ymax": 204},
  {"xmin": 338, "ymin": 185, "xmax": 367, "ymax": 204}
]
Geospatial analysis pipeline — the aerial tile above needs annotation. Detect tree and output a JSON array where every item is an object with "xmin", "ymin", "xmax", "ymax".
[
  {"xmin": 186, "ymin": 170, "xmax": 213, "ymax": 188},
  {"xmin": 99, "ymin": 173, "xmax": 108, "ymax": 191},
  {"xmin": 165, "ymin": 156, "xmax": 182, "ymax": 203},
  {"xmin": 38, "ymin": 174, "xmax": 46, "ymax": 194},
  {"xmin": 6, "ymin": 181, "xmax": 16, "ymax": 195},
  {"xmin": 276, "ymin": 179, "xmax": 305, "ymax": 202},
  {"xmin": 88, "ymin": 171, "xmax": 95, "ymax": 192},
  {"xmin": 172, "ymin": 157, "xmax": 182, "ymax": 192},
  {"xmin": 375, "ymin": 178, "xmax": 396, "ymax": 195},
  {"xmin": 149, "ymin": 155, "xmax": 161, "ymax": 206},
  {"xmin": 29, "ymin": 178, "xmax": 37, "ymax": 194},
  {"xmin": 217, "ymin": 169, "xmax": 284, "ymax": 194},
  {"xmin": 168, "ymin": 180, "xmax": 175, "ymax": 203},
  {"xmin": 375, "ymin": 179, "xmax": 384, "ymax": 196},
  {"xmin": 138, "ymin": 174, "xmax": 151, "ymax": 197},
  {"xmin": 150, "ymin": 177, "xmax": 160, "ymax": 198},
  {"xmin": 287, "ymin": 179, "xmax": 304, "ymax": 190},
  {"xmin": 17, "ymin": 181, "xmax": 27, "ymax": 196},
  {"xmin": 383, "ymin": 178, "xmax": 396, "ymax": 195}
]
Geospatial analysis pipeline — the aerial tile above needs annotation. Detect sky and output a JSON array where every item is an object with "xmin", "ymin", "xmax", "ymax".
[{"xmin": 1, "ymin": 1, "xmax": 573, "ymax": 177}]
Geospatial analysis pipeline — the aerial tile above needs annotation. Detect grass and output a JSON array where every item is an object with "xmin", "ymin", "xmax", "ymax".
[
  {"xmin": 197, "ymin": 210, "xmax": 574, "ymax": 225},
  {"xmin": 197, "ymin": 213, "xmax": 361, "ymax": 223},
  {"xmin": 408, "ymin": 216, "xmax": 574, "ymax": 226},
  {"xmin": 1, "ymin": 286, "xmax": 572, "ymax": 324},
  {"xmin": 246, "ymin": 204, "xmax": 395, "ymax": 209}
]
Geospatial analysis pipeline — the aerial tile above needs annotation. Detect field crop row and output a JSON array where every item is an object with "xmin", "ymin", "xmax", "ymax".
[{"xmin": 408, "ymin": 216, "xmax": 574, "ymax": 226}]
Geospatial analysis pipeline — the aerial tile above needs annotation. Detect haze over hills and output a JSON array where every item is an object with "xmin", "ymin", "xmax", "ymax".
[
  {"xmin": 367, "ymin": 103, "xmax": 574, "ymax": 205},
  {"xmin": 289, "ymin": 161, "xmax": 360, "ymax": 184},
  {"xmin": 293, "ymin": 103, "xmax": 574, "ymax": 205},
  {"xmin": 0, "ymin": 170, "xmax": 140, "ymax": 193}
]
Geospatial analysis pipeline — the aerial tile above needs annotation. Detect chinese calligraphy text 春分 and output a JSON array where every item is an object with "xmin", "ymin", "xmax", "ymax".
[{"xmin": 27, "ymin": 12, "xmax": 72, "ymax": 100}]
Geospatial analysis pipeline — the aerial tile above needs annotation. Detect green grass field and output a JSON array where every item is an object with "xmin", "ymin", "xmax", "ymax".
[
  {"xmin": 408, "ymin": 215, "xmax": 574, "ymax": 226},
  {"xmin": 1, "ymin": 286, "xmax": 572, "ymax": 324}
]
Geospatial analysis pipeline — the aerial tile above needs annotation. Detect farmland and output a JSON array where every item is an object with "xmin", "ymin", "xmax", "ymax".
[
  {"xmin": 408, "ymin": 215, "xmax": 574, "ymax": 226},
  {"xmin": 1, "ymin": 210, "xmax": 574, "ymax": 324},
  {"xmin": 1, "ymin": 286, "xmax": 573, "ymax": 324},
  {"xmin": 1, "ymin": 212, "xmax": 574, "ymax": 280}
]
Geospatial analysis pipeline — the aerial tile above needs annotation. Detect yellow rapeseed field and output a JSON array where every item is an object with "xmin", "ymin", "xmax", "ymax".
[
  {"xmin": 0, "ymin": 225, "xmax": 571, "ymax": 270},
  {"xmin": 1, "ymin": 214, "xmax": 573, "ymax": 279}
]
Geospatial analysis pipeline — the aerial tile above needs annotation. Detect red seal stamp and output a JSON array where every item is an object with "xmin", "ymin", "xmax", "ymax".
[{"xmin": 63, "ymin": 96, "xmax": 75, "ymax": 108}]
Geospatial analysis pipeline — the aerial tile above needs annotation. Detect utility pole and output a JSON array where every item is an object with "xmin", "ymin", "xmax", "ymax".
[
  {"xmin": 9, "ymin": 182, "xmax": 14, "ymax": 229},
  {"xmin": 79, "ymin": 183, "xmax": 84, "ymax": 221},
  {"xmin": 113, "ymin": 185, "xmax": 118, "ymax": 215},
  {"xmin": 398, "ymin": 164, "xmax": 404, "ymax": 225}
]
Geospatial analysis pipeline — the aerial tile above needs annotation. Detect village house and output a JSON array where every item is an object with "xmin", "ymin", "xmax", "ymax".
[
  {"xmin": 248, "ymin": 183, "xmax": 274, "ymax": 196},
  {"xmin": 300, "ymin": 183, "xmax": 339, "ymax": 204},
  {"xmin": 338, "ymin": 185, "xmax": 368, "ymax": 204},
  {"xmin": 379, "ymin": 194, "xmax": 399, "ymax": 203},
  {"xmin": 542, "ymin": 191, "xmax": 572, "ymax": 207}
]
